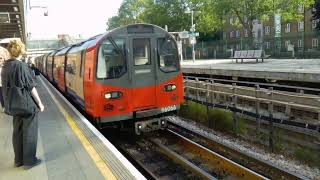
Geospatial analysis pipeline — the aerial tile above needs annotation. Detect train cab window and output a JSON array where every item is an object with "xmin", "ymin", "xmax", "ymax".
[
  {"xmin": 157, "ymin": 37, "xmax": 179, "ymax": 72},
  {"xmin": 133, "ymin": 39, "xmax": 151, "ymax": 66},
  {"xmin": 97, "ymin": 38, "xmax": 126, "ymax": 79}
]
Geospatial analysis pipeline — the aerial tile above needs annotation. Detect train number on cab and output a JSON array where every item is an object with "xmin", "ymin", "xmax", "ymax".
[{"xmin": 161, "ymin": 105, "xmax": 177, "ymax": 113}]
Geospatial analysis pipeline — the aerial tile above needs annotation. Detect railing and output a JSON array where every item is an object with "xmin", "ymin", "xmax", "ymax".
[
  {"xmin": 183, "ymin": 77, "xmax": 320, "ymax": 134},
  {"xmin": 184, "ymin": 75, "xmax": 320, "ymax": 95}
]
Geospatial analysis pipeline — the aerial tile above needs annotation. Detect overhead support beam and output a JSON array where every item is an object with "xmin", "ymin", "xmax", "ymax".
[
  {"xmin": 0, "ymin": 23, "xmax": 22, "ymax": 25},
  {"xmin": 0, "ymin": 29, "xmax": 22, "ymax": 32},
  {"xmin": 0, "ymin": 3, "xmax": 19, "ymax": 6},
  {"xmin": 0, "ymin": 29, "xmax": 22, "ymax": 34},
  {"xmin": 3, "ymin": 11, "xmax": 20, "ymax": 15},
  {"xmin": 18, "ymin": 0, "xmax": 26, "ymax": 42}
]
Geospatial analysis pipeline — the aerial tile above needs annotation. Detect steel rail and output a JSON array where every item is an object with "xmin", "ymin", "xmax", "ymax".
[
  {"xmin": 151, "ymin": 139, "xmax": 217, "ymax": 180},
  {"xmin": 166, "ymin": 119, "xmax": 308, "ymax": 180},
  {"xmin": 151, "ymin": 129, "xmax": 269, "ymax": 180}
]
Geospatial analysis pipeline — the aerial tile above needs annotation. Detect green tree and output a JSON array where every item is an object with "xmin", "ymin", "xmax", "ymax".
[
  {"xmin": 142, "ymin": 0, "xmax": 190, "ymax": 32},
  {"xmin": 107, "ymin": 0, "xmax": 150, "ymax": 30},
  {"xmin": 188, "ymin": 0, "xmax": 222, "ymax": 33},
  {"xmin": 107, "ymin": 0, "xmax": 192, "ymax": 32},
  {"xmin": 210, "ymin": 0, "xmax": 315, "ymax": 36}
]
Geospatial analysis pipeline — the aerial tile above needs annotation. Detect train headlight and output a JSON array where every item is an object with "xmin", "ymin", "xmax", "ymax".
[
  {"xmin": 164, "ymin": 84, "xmax": 176, "ymax": 92},
  {"xmin": 104, "ymin": 91, "xmax": 123, "ymax": 99},
  {"xmin": 105, "ymin": 93, "xmax": 112, "ymax": 99}
]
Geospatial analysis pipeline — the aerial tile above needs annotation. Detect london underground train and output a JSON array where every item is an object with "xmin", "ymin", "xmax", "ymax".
[{"xmin": 35, "ymin": 24, "xmax": 184, "ymax": 134}]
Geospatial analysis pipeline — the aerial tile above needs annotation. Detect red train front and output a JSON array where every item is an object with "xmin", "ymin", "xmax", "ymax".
[{"xmin": 35, "ymin": 24, "xmax": 184, "ymax": 133}]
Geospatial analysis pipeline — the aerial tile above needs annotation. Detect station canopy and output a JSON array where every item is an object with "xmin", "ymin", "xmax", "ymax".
[{"xmin": 0, "ymin": 0, "xmax": 26, "ymax": 43}]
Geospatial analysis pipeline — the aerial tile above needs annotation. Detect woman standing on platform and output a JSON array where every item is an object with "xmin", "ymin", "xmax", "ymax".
[
  {"xmin": 1, "ymin": 40, "xmax": 45, "ymax": 170},
  {"xmin": 0, "ymin": 46, "xmax": 9, "ymax": 112}
]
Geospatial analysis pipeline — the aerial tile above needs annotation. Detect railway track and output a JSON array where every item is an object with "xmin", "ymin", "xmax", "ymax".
[
  {"xmin": 166, "ymin": 120, "xmax": 307, "ymax": 179},
  {"xmin": 113, "ymin": 129, "xmax": 268, "ymax": 179},
  {"xmin": 113, "ymin": 134, "xmax": 200, "ymax": 180},
  {"xmin": 105, "ymin": 116, "xmax": 310, "ymax": 179},
  {"xmin": 107, "ymin": 121, "xmax": 307, "ymax": 179},
  {"xmin": 150, "ymin": 129, "xmax": 268, "ymax": 179}
]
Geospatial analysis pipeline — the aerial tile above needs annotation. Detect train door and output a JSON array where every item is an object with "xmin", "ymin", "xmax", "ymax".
[{"xmin": 130, "ymin": 37, "xmax": 157, "ymax": 110}]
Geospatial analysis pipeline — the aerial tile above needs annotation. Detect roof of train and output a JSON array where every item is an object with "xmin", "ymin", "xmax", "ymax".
[
  {"xmin": 74, "ymin": 23, "xmax": 168, "ymax": 48},
  {"xmin": 35, "ymin": 23, "xmax": 169, "ymax": 58}
]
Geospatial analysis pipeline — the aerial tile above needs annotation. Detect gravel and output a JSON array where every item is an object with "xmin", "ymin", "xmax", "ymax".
[{"xmin": 167, "ymin": 116, "xmax": 320, "ymax": 180}]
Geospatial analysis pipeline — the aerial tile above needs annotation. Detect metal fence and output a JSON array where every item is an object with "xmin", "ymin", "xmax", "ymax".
[
  {"xmin": 181, "ymin": 32, "xmax": 320, "ymax": 60},
  {"xmin": 26, "ymin": 38, "xmax": 84, "ymax": 50}
]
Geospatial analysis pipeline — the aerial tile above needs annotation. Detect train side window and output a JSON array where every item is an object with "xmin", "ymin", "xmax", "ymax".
[
  {"xmin": 133, "ymin": 38, "xmax": 151, "ymax": 66},
  {"xmin": 66, "ymin": 54, "xmax": 77, "ymax": 75},
  {"xmin": 80, "ymin": 51, "xmax": 85, "ymax": 77},
  {"xmin": 97, "ymin": 38, "xmax": 126, "ymax": 79},
  {"xmin": 157, "ymin": 37, "xmax": 179, "ymax": 72}
]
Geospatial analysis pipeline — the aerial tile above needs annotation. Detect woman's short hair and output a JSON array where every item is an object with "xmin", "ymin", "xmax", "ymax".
[{"xmin": 7, "ymin": 40, "xmax": 26, "ymax": 58}]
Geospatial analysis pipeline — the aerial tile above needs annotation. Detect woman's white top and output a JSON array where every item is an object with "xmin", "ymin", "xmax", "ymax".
[
  {"xmin": 0, "ymin": 66, "xmax": 2, "ymax": 87},
  {"xmin": 0, "ymin": 65, "xmax": 2, "ymax": 87}
]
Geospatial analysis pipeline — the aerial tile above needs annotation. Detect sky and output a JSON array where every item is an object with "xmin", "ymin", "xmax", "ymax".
[{"xmin": 27, "ymin": 0, "xmax": 123, "ymax": 39}]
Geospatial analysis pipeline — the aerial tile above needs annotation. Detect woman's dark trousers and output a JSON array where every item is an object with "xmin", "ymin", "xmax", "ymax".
[{"xmin": 12, "ymin": 112, "xmax": 38, "ymax": 166}]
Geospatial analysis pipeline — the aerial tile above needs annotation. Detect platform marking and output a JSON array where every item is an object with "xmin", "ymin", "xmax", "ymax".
[
  {"xmin": 40, "ymin": 78, "xmax": 117, "ymax": 180},
  {"xmin": 40, "ymin": 76, "xmax": 146, "ymax": 180}
]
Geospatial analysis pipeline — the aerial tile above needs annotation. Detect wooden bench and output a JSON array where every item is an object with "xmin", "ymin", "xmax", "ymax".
[{"xmin": 232, "ymin": 50, "xmax": 269, "ymax": 63}]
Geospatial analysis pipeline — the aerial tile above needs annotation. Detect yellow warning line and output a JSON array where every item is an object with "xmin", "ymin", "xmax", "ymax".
[{"xmin": 41, "ymin": 79, "xmax": 117, "ymax": 180}]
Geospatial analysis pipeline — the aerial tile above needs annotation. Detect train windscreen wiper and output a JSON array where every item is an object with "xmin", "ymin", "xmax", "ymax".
[
  {"xmin": 158, "ymin": 36, "xmax": 175, "ymax": 56},
  {"xmin": 108, "ymin": 37, "xmax": 125, "ymax": 60}
]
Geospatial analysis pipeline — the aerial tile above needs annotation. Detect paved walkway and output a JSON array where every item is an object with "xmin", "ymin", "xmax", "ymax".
[
  {"xmin": 0, "ymin": 76, "xmax": 145, "ymax": 180},
  {"xmin": 181, "ymin": 59, "xmax": 320, "ymax": 83},
  {"xmin": 0, "ymin": 83, "xmax": 105, "ymax": 180}
]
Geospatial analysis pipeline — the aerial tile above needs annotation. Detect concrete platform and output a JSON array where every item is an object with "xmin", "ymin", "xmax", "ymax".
[
  {"xmin": 181, "ymin": 59, "xmax": 320, "ymax": 83},
  {"xmin": 0, "ymin": 76, "xmax": 146, "ymax": 180}
]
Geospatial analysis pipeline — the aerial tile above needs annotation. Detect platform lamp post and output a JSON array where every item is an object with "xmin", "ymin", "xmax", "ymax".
[
  {"xmin": 302, "ymin": 7, "xmax": 305, "ymax": 58},
  {"xmin": 28, "ymin": 0, "xmax": 49, "ymax": 17},
  {"xmin": 273, "ymin": 0, "xmax": 281, "ymax": 57},
  {"xmin": 27, "ymin": 2, "xmax": 49, "ymax": 40},
  {"xmin": 185, "ymin": 9, "xmax": 200, "ymax": 62},
  {"xmin": 29, "ymin": 6, "xmax": 48, "ymax": 16},
  {"xmin": 26, "ymin": 1, "xmax": 48, "ymax": 56}
]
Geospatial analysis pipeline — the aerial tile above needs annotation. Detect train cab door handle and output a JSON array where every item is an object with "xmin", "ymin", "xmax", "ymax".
[
  {"xmin": 89, "ymin": 68, "xmax": 91, "ymax": 79},
  {"xmin": 154, "ymin": 48, "xmax": 158, "ymax": 80},
  {"xmin": 127, "ymin": 48, "xmax": 132, "ymax": 82}
]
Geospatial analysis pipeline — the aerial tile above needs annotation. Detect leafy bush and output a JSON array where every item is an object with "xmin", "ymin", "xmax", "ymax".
[
  {"xmin": 179, "ymin": 101, "xmax": 247, "ymax": 134},
  {"xmin": 294, "ymin": 147, "xmax": 320, "ymax": 168}
]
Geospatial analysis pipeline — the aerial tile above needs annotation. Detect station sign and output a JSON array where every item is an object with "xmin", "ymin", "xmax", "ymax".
[
  {"xmin": 274, "ymin": 14, "xmax": 281, "ymax": 37},
  {"xmin": 189, "ymin": 32, "xmax": 199, "ymax": 37},
  {"xmin": 179, "ymin": 31, "xmax": 189, "ymax": 38}
]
